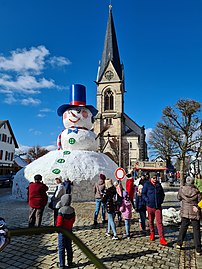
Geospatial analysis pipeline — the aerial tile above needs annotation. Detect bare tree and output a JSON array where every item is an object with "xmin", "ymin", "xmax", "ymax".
[
  {"xmin": 27, "ymin": 145, "xmax": 49, "ymax": 161},
  {"xmin": 149, "ymin": 99, "xmax": 201, "ymax": 185},
  {"xmin": 148, "ymin": 123, "xmax": 178, "ymax": 169}
]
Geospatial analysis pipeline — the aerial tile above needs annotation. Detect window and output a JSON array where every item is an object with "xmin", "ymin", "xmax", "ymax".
[
  {"xmin": 2, "ymin": 134, "xmax": 7, "ymax": 142},
  {"xmin": 10, "ymin": 137, "xmax": 13, "ymax": 144},
  {"xmin": 5, "ymin": 151, "xmax": 8, "ymax": 161},
  {"xmin": 0, "ymin": 150, "xmax": 3, "ymax": 160},
  {"xmin": 129, "ymin": 142, "xmax": 132, "ymax": 149},
  {"xmin": 104, "ymin": 89, "xmax": 114, "ymax": 111},
  {"xmin": 105, "ymin": 118, "xmax": 112, "ymax": 125}
]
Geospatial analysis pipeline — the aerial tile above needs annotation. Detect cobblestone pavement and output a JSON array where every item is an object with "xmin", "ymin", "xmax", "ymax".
[{"xmin": 0, "ymin": 185, "xmax": 201, "ymax": 269}]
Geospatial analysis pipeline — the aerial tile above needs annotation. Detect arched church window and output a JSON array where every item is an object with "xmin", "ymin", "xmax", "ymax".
[{"xmin": 104, "ymin": 89, "xmax": 114, "ymax": 111}]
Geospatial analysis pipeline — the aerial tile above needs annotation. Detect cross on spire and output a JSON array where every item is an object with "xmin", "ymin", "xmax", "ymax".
[{"xmin": 109, "ymin": 0, "xmax": 112, "ymax": 11}]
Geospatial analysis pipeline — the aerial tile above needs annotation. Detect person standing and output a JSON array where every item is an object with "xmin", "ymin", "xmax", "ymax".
[
  {"xmin": 56, "ymin": 194, "xmax": 76, "ymax": 268},
  {"xmin": 93, "ymin": 174, "xmax": 106, "ymax": 226},
  {"xmin": 176, "ymin": 176, "xmax": 202, "ymax": 255},
  {"xmin": 51, "ymin": 177, "xmax": 66, "ymax": 225},
  {"xmin": 102, "ymin": 178, "xmax": 118, "ymax": 240},
  {"xmin": 142, "ymin": 173, "xmax": 168, "ymax": 245},
  {"xmin": 113, "ymin": 181, "xmax": 123, "ymax": 226},
  {"xmin": 63, "ymin": 178, "xmax": 73, "ymax": 194},
  {"xmin": 126, "ymin": 174, "xmax": 135, "ymax": 209},
  {"xmin": 119, "ymin": 191, "xmax": 132, "ymax": 239},
  {"xmin": 135, "ymin": 184, "xmax": 147, "ymax": 234},
  {"xmin": 27, "ymin": 174, "xmax": 48, "ymax": 227}
]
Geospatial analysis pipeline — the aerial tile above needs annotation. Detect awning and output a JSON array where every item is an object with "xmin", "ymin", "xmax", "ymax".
[{"xmin": 135, "ymin": 167, "xmax": 168, "ymax": 171}]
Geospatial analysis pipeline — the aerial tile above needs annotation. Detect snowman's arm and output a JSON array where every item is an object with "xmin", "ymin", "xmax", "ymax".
[{"xmin": 57, "ymin": 130, "xmax": 64, "ymax": 150}]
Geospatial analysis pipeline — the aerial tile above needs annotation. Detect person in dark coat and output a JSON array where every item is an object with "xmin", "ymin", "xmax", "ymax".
[
  {"xmin": 176, "ymin": 176, "xmax": 202, "ymax": 255},
  {"xmin": 102, "ymin": 179, "xmax": 118, "ymax": 239},
  {"xmin": 93, "ymin": 174, "xmax": 106, "ymax": 226},
  {"xmin": 135, "ymin": 184, "xmax": 146, "ymax": 233},
  {"xmin": 63, "ymin": 178, "xmax": 73, "ymax": 194},
  {"xmin": 27, "ymin": 174, "xmax": 48, "ymax": 227},
  {"xmin": 142, "ymin": 173, "xmax": 168, "ymax": 245}
]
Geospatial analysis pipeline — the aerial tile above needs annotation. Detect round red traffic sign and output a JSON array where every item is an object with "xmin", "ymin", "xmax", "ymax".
[{"xmin": 115, "ymin": 167, "xmax": 126, "ymax": 180}]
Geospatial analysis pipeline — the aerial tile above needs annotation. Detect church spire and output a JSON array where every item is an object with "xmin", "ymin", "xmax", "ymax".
[{"xmin": 97, "ymin": 6, "xmax": 122, "ymax": 82}]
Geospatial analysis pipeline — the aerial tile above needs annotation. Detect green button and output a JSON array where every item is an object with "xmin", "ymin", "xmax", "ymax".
[
  {"xmin": 52, "ymin": 168, "xmax": 61, "ymax": 174},
  {"xmin": 57, "ymin": 159, "xmax": 65, "ymax": 163},
  {"xmin": 63, "ymin": 151, "xmax": 71, "ymax": 155},
  {"xmin": 69, "ymin": 138, "xmax": 76, "ymax": 144}
]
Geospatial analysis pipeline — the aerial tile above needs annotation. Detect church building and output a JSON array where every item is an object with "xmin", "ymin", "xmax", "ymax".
[{"xmin": 94, "ymin": 6, "xmax": 148, "ymax": 172}]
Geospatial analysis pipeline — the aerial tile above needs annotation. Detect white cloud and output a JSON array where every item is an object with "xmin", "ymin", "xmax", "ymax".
[
  {"xmin": 0, "ymin": 46, "xmax": 49, "ymax": 74},
  {"xmin": 39, "ymin": 108, "xmax": 54, "ymax": 113},
  {"xmin": 0, "ymin": 45, "xmax": 71, "ymax": 106},
  {"xmin": 21, "ymin": 97, "xmax": 41, "ymax": 106},
  {"xmin": 37, "ymin": 113, "xmax": 46, "ymax": 118},
  {"xmin": 4, "ymin": 94, "xmax": 17, "ymax": 104},
  {"xmin": 0, "ymin": 75, "xmax": 55, "ymax": 94},
  {"xmin": 28, "ymin": 128, "xmax": 42, "ymax": 136},
  {"xmin": 49, "ymin": 56, "xmax": 71, "ymax": 67},
  {"xmin": 15, "ymin": 145, "xmax": 31, "ymax": 155}
]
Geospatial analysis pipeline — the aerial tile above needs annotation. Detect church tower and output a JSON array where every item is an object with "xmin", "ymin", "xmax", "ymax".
[{"xmin": 94, "ymin": 6, "xmax": 147, "ymax": 170}]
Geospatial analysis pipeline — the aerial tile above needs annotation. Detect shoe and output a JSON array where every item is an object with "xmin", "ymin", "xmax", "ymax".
[
  {"xmin": 105, "ymin": 232, "xmax": 111, "ymax": 237},
  {"xmin": 57, "ymin": 262, "xmax": 65, "ymax": 269},
  {"xmin": 68, "ymin": 261, "xmax": 76, "ymax": 268},
  {"xmin": 112, "ymin": 236, "xmax": 118, "ymax": 240},
  {"xmin": 150, "ymin": 232, "xmax": 155, "ymax": 241},
  {"xmin": 127, "ymin": 236, "xmax": 131, "ymax": 240},
  {"xmin": 140, "ymin": 230, "xmax": 147, "ymax": 235},
  {"xmin": 196, "ymin": 250, "xmax": 202, "ymax": 256},
  {"xmin": 176, "ymin": 244, "xmax": 182, "ymax": 250},
  {"xmin": 160, "ymin": 238, "xmax": 168, "ymax": 246},
  {"xmin": 93, "ymin": 220, "xmax": 98, "ymax": 226}
]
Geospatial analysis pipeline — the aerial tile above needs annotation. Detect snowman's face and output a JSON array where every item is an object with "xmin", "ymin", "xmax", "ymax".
[{"xmin": 62, "ymin": 107, "xmax": 93, "ymax": 130}]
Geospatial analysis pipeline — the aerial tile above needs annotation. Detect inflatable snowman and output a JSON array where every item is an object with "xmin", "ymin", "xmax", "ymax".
[{"xmin": 12, "ymin": 84, "xmax": 118, "ymax": 201}]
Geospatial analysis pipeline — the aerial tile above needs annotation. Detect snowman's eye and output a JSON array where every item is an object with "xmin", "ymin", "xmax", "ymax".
[{"xmin": 75, "ymin": 108, "xmax": 81, "ymax": 113}]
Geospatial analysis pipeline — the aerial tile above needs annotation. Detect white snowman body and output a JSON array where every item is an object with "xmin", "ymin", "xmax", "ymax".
[{"xmin": 60, "ymin": 129, "xmax": 97, "ymax": 151}]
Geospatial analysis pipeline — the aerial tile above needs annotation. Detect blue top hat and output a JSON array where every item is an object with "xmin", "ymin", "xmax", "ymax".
[{"xmin": 57, "ymin": 84, "xmax": 98, "ymax": 117}]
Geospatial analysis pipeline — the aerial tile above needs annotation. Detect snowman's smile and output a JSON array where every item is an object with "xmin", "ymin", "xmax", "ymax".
[
  {"xmin": 69, "ymin": 111, "xmax": 80, "ymax": 123},
  {"xmin": 69, "ymin": 118, "xmax": 80, "ymax": 123}
]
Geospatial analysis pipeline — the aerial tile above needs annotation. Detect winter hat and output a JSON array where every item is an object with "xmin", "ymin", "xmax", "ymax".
[
  {"xmin": 60, "ymin": 194, "xmax": 72, "ymax": 207},
  {"xmin": 126, "ymin": 173, "xmax": 132, "ymax": 178},
  {"xmin": 34, "ymin": 174, "xmax": 42, "ymax": 181},
  {"xmin": 57, "ymin": 84, "xmax": 98, "ymax": 117},
  {"xmin": 100, "ymin": 174, "xmax": 106, "ymax": 181},
  {"xmin": 105, "ymin": 178, "xmax": 113, "ymax": 189},
  {"xmin": 186, "ymin": 176, "xmax": 194, "ymax": 185}
]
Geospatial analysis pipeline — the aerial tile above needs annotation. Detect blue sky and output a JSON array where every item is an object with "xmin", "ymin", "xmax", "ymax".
[{"xmin": 0, "ymin": 0, "xmax": 201, "ymax": 153}]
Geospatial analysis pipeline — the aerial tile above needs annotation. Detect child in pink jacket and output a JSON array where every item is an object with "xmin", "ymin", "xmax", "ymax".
[{"xmin": 119, "ymin": 191, "xmax": 132, "ymax": 239}]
